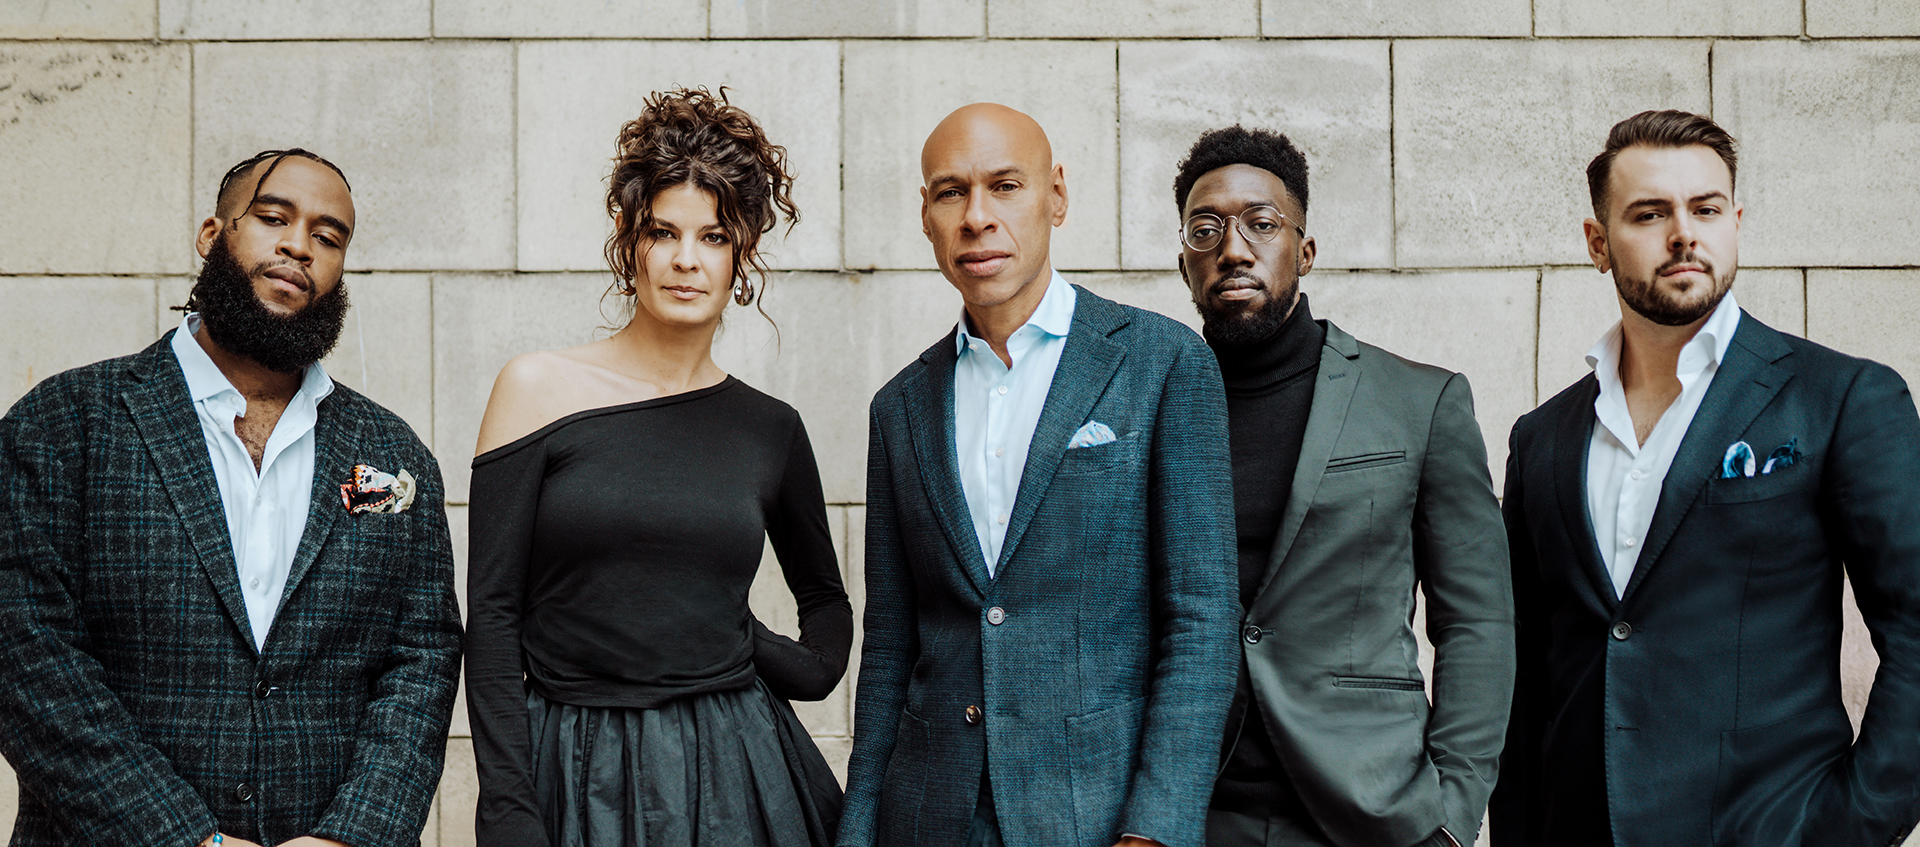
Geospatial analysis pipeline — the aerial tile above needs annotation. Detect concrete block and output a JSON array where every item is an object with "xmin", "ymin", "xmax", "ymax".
[
  {"xmin": 714, "ymin": 0, "xmax": 982, "ymax": 37},
  {"xmin": 517, "ymin": 40, "xmax": 841, "ymax": 275},
  {"xmin": 1808, "ymin": 270, "xmax": 1920, "ymax": 392},
  {"xmin": 0, "ymin": 754, "xmax": 13, "ymax": 843},
  {"xmin": 160, "ymin": 0, "xmax": 429, "ymax": 39},
  {"xmin": 748, "ymin": 508, "xmax": 854, "ymax": 737},
  {"xmin": 712, "ymin": 272, "xmax": 965, "ymax": 503},
  {"xmin": 194, "ymin": 41, "xmax": 515, "ymax": 272},
  {"xmin": 1536, "ymin": 0, "xmax": 1796, "ymax": 36},
  {"xmin": 1, "ymin": 278, "xmax": 160, "ymax": 411},
  {"xmin": 436, "ymin": 0, "xmax": 705, "ymax": 38},
  {"xmin": 437, "ymin": 737, "xmax": 478, "ymax": 847},
  {"xmin": 1395, "ymin": 40, "xmax": 1710, "ymax": 269},
  {"xmin": 990, "ymin": 0, "xmax": 1256, "ymax": 38},
  {"xmin": 1261, "ymin": 0, "xmax": 1527, "ymax": 36},
  {"xmin": 1306, "ymin": 270, "xmax": 1538, "ymax": 495},
  {"xmin": 0, "ymin": 44, "xmax": 191, "ymax": 275},
  {"xmin": 1810, "ymin": 0, "xmax": 1920, "ymax": 36},
  {"xmin": 0, "ymin": 1, "xmax": 154, "ymax": 38},
  {"xmin": 1067, "ymin": 271, "xmax": 1199, "ymax": 333},
  {"xmin": 447, "ymin": 504, "xmax": 470, "ymax": 739},
  {"xmin": 432, "ymin": 273, "xmax": 619, "ymax": 503},
  {"xmin": 843, "ymin": 41, "xmax": 1118, "ymax": 272},
  {"xmin": 845, "ymin": 504, "xmax": 866, "ymax": 688},
  {"xmin": 1714, "ymin": 41, "xmax": 1920, "ymax": 268},
  {"xmin": 1537, "ymin": 268, "xmax": 1804, "ymax": 404},
  {"xmin": 1118, "ymin": 40, "xmax": 1391, "ymax": 271}
]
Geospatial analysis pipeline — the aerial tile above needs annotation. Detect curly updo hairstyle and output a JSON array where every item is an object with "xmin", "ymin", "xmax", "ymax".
[{"xmin": 604, "ymin": 87, "xmax": 798, "ymax": 319}]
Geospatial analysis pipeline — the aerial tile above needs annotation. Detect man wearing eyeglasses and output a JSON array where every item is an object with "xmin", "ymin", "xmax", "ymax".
[{"xmin": 1173, "ymin": 126, "xmax": 1515, "ymax": 847}]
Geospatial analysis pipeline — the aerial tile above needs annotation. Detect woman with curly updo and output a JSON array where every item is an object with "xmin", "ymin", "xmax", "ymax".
[{"xmin": 465, "ymin": 87, "xmax": 850, "ymax": 847}]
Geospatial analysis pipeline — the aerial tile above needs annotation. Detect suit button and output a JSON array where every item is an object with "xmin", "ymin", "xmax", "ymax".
[
  {"xmin": 233, "ymin": 782, "xmax": 253, "ymax": 802},
  {"xmin": 1611, "ymin": 622, "xmax": 1633, "ymax": 641},
  {"xmin": 964, "ymin": 705, "xmax": 983, "ymax": 725},
  {"xmin": 1242, "ymin": 624, "xmax": 1263, "ymax": 644},
  {"xmin": 986, "ymin": 606, "xmax": 1006, "ymax": 625},
  {"xmin": 254, "ymin": 681, "xmax": 274, "ymax": 699}
]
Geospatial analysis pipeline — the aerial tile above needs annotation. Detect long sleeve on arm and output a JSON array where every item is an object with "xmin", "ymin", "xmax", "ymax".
[
  {"xmin": 0, "ymin": 392, "xmax": 217, "ymax": 846},
  {"xmin": 752, "ymin": 419, "xmax": 852, "ymax": 702},
  {"xmin": 465, "ymin": 438, "xmax": 552, "ymax": 847}
]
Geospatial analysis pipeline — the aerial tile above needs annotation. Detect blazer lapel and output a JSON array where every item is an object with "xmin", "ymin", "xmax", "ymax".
[
  {"xmin": 992, "ymin": 288, "xmax": 1126, "ymax": 579},
  {"xmin": 1551, "ymin": 376, "xmax": 1618, "ymax": 609},
  {"xmin": 1621, "ymin": 314, "xmax": 1791, "ymax": 603},
  {"xmin": 902, "ymin": 332, "xmax": 993, "ymax": 595},
  {"xmin": 122, "ymin": 333, "xmax": 256, "ymax": 649},
  {"xmin": 1254, "ymin": 322, "xmax": 1358, "ymax": 599},
  {"xmin": 274, "ymin": 391, "xmax": 347, "ymax": 627}
]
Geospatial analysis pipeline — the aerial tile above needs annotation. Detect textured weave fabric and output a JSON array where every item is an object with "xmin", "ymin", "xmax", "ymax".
[{"xmin": 0, "ymin": 332, "xmax": 463, "ymax": 847}]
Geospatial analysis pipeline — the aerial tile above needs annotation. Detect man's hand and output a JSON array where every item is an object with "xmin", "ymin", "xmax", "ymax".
[
  {"xmin": 1115, "ymin": 838, "xmax": 1165, "ymax": 847},
  {"xmin": 277, "ymin": 839, "xmax": 350, "ymax": 847}
]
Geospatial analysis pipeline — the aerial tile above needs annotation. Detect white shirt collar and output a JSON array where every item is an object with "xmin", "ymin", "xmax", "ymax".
[
  {"xmin": 955, "ymin": 270, "xmax": 1077, "ymax": 357},
  {"xmin": 1586, "ymin": 290, "xmax": 1743, "ymax": 388},
  {"xmin": 171, "ymin": 313, "xmax": 335, "ymax": 408}
]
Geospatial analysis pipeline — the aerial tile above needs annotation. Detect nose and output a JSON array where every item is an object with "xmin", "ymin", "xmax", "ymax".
[
  {"xmin": 1668, "ymin": 213, "xmax": 1697, "ymax": 253},
  {"xmin": 671, "ymin": 235, "xmax": 701, "ymax": 272},
  {"xmin": 277, "ymin": 223, "xmax": 314, "ymax": 264},
  {"xmin": 961, "ymin": 188, "xmax": 996, "ymax": 235},
  {"xmin": 1217, "ymin": 219, "xmax": 1256, "ymax": 267}
]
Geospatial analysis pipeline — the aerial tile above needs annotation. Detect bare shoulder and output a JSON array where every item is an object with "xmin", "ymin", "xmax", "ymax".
[{"xmin": 474, "ymin": 350, "xmax": 598, "ymax": 456}]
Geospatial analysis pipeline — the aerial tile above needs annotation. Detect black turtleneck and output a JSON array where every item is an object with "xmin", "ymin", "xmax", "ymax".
[{"xmin": 1206, "ymin": 291, "xmax": 1325, "ymax": 795}]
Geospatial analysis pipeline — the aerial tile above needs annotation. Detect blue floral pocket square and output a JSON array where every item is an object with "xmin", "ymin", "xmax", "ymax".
[
  {"xmin": 1068, "ymin": 420, "xmax": 1117, "ymax": 449},
  {"xmin": 1721, "ymin": 438, "xmax": 1802, "ymax": 479}
]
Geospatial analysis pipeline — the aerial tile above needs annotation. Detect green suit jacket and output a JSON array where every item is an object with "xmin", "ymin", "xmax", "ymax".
[{"xmin": 1232, "ymin": 320, "xmax": 1515, "ymax": 847}]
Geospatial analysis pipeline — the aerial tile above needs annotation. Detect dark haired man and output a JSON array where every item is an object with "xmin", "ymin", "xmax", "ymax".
[
  {"xmin": 1492, "ymin": 109, "xmax": 1920, "ymax": 846},
  {"xmin": 0, "ymin": 150, "xmax": 462, "ymax": 847},
  {"xmin": 1173, "ymin": 125, "xmax": 1514, "ymax": 847}
]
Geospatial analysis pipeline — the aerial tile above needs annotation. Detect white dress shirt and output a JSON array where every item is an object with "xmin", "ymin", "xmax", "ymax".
[
  {"xmin": 171, "ymin": 314, "xmax": 333, "ymax": 650},
  {"xmin": 954, "ymin": 271, "xmax": 1077, "ymax": 577},
  {"xmin": 1585, "ymin": 292, "xmax": 1742, "ymax": 597}
]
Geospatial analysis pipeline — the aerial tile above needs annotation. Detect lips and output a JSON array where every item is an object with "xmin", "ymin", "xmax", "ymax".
[
  {"xmin": 262, "ymin": 266, "xmax": 310, "ymax": 293},
  {"xmin": 954, "ymin": 250, "xmax": 1011, "ymax": 277},
  {"xmin": 664, "ymin": 285, "xmax": 706, "ymax": 300},
  {"xmin": 1660, "ymin": 263, "xmax": 1706, "ymax": 277},
  {"xmin": 1212, "ymin": 276, "xmax": 1264, "ymax": 302}
]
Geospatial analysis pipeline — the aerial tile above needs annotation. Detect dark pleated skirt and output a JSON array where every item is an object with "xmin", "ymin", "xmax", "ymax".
[{"xmin": 527, "ymin": 679, "xmax": 842, "ymax": 847}]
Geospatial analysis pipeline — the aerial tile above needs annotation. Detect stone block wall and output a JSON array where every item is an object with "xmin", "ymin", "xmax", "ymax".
[{"xmin": 4, "ymin": 2, "xmax": 1918, "ymax": 844}]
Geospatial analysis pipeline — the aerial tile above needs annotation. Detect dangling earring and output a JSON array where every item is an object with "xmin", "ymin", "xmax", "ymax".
[{"xmin": 733, "ymin": 278, "xmax": 755, "ymax": 306}]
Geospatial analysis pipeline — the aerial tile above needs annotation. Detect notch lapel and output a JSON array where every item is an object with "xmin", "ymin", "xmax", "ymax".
[
  {"xmin": 122, "ymin": 335, "xmax": 256, "ymax": 650},
  {"xmin": 1620, "ymin": 316, "xmax": 1791, "ymax": 603},
  {"xmin": 273, "ymin": 392, "xmax": 347, "ymax": 632},
  {"xmin": 1551, "ymin": 377, "xmax": 1618, "ymax": 609},
  {"xmin": 902, "ymin": 334, "xmax": 993, "ymax": 595},
  {"xmin": 992, "ymin": 293, "xmax": 1126, "ymax": 579},
  {"xmin": 1254, "ymin": 324, "xmax": 1357, "ymax": 600}
]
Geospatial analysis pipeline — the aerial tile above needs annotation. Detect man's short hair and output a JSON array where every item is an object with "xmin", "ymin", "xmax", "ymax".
[
  {"xmin": 1586, "ymin": 110, "xmax": 1737, "ymax": 220},
  {"xmin": 1173, "ymin": 125, "xmax": 1309, "ymax": 216},
  {"xmin": 215, "ymin": 148, "xmax": 351, "ymax": 220}
]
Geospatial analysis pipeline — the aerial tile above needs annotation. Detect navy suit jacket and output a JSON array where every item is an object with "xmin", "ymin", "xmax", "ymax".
[
  {"xmin": 1492, "ymin": 313, "xmax": 1920, "ymax": 847},
  {"xmin": 840, "ymin": 286, "xmax": 1239, "ymax": 847},
  {"xmin": 0, "ymin": 333, "xmax": 463, "ymax": 847}
]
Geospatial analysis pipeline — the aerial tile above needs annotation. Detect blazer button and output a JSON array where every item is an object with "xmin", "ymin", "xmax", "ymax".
[
  {"xmin": 233, "ymin": 782, "xmax": 254, "ymax": 802},
  {"xmin": 964, "ymin": 705, "xmax": 983, "ymax": 725},
  {"xmin": 254, "ymin": 680, "xmax": 274, "ymax": 699},
  {"xmin": 1611, "ymin": 622, "xmax": 1633, "ymax": 641},
  {"xmin": 986, "ymin": 606, "xmax": 1006, "ymax": 625},
  {"xmin": 1242, "ymin": 624, "xmax": 1263, "ymax": 644}
]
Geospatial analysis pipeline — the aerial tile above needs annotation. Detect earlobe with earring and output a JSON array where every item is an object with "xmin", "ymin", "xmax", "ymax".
[{"xmin": 733, "ymin": 278, "xmax": 755, "ymax": 306}]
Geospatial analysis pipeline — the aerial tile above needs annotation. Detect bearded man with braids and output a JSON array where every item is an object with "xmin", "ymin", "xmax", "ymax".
[{"xmin": 0, "ymin": 150, "xmax": 462, "ymax": 847}]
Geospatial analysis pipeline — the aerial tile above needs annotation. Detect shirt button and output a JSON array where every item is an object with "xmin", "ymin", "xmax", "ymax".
[
  {"xmin": 964, "ymin": 705, "xmax": 983, "ymax": 725},
  {"xmin": 1630, "ymin": 470, "xmax": 1643, "ymax": 480},
  {"xmin": 997, "ymin": 513, "xmax": 1008, "ymax": 525},
  {"xmin": 1612, "ymin": 622, "xmax": 1634, "ymax": 641},
  {"xmin": 250, "ymin": 578, "xmax": 260, "ymax": 589},
  {"xmin": 1623, "ymin": 538, "xmax": 1637, "ymax": 548},
  {"xmin": 996, "ymin": 385, "xmax": 1008, "ymax": 395},
  {"xmin": 986, "ymin": 606, "xmax": 1006, "ymax": 625},
  {"xmin": 994, "ymin": 447, "xmax": 1005, "ymax": 457}
]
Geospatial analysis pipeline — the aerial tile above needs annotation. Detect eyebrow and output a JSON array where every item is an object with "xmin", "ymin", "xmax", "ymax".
[
  {"xmin": 1185, "ymin": 201, "xmax": 1279, "ymax": 218},
  {"xmin": 254, "ymin": 192, "xmax": 354, "ymax": 239},
  {"xmin": 1624, "ymin": 191, "xmax": 1728, "ymax": 210},
  {"xmin": 927, "ymin": 166, "xmax": 1025, "ymax": 188}
]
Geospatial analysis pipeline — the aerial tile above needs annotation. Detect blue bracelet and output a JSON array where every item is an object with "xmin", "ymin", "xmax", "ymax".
[{"xmin": 213, "ymin": 835, "xmax": 223, "ymax": 845}]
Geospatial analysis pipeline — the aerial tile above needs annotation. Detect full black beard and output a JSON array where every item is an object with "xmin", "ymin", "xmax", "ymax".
[
  {"xmin": 1197, "ymin": 272, "xmax": 1297, "ymax": 347},
  {"xmin": 191, "ymin": 233, "xmax": 350, "ymax": 374},
  {"xmin": 1613, "ymin": 250, "xmax": 1735, "ymax": 327}
]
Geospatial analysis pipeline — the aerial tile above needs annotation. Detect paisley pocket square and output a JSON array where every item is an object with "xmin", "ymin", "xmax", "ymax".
[
  {"xmin": 1068, "ymin": 420, "xmax": 1117, "ymax": 449},
  {"xmin": 340, "ymin": 464, "xmax": 417, "ymax": 514},
  {"xmin": 1722, "ymin": 438, "xmax": 1802, "ymax": 479}
]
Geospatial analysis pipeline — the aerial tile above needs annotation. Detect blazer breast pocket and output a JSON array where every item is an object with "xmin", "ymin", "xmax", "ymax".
[
  {"xmin": 1056, "ymin": 432, "xmax": 1143, "ymax": 476},
  {"xmin": 1706, "ymin": 469, "xmax": 1810, "ymax": 505},
  {"xmin": 1325, "ymin": 450, "xmax": 1406, "ymax": 474}
]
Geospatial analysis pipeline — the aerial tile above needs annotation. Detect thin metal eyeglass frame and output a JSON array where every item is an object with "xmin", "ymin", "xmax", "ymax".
[{"xmin": 1179, "ymin": 205, "xmax": 1305, "ymax": 252}]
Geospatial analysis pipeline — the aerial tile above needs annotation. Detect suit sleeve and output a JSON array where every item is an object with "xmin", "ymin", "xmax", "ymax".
[
  {"xmin": 1806, "ymin": 362, "xmax": 1920, "ymax": 845},
  {"xmin": 1489, "ymin": 421, "xmax": 1546, "ymax": 847},
  {"xmin": 464, "ymin": 441, "xmax": 554, "ymax": 847},
  {"xmin": 309, "ymin": 443, "xmax": 464, "ymax": 847},
  {"xmin": 0, "ymin": 391, "xmax": 219, "ymax": 846},
  {"xmin": 752, "ymin": 414, "xmax": 854, "ymax": 702},
  {"xmin": 838, "ymin": 401, "xmax": 919, "ymax": 847},
  {"xmin": 1115, "ymin": 334, "xmax": 1240, "ymax": 847},
  {"xmin": 1412, "ymin": 373, "xmax": 1516, "ymax": 846}
]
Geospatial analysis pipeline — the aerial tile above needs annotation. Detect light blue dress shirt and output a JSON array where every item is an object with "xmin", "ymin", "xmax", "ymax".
[
  {"xmin": 954, "ymin": 271, "xmax": 1077, "ymax": 577},
  {"xmin": 171, "ymin": 314, "xmax": 333, "ymax": 650}
]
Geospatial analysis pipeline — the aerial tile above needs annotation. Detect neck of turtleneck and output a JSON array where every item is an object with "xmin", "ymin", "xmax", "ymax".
[{"xmin": 1207, "ymin": 292, "xmax": 1325, "ymax": 393}]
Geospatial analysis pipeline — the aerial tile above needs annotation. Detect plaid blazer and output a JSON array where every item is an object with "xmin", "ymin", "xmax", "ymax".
[{"xmin": 0, "ymin": 332, "xmax": 462, "ymax": 847}]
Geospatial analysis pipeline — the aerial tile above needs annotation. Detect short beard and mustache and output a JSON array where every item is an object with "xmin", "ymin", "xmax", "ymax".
[
  {"xmin": 1195, "ymin": 271, "xmax": 1298, "ymax": 347},
  {"xmin": 190, "ymin": 231, "xmax": 350, "ymax": 374},
  {"xmin": 1613, "ymin": 249, "xmax": 1735, "ymax": 327}
]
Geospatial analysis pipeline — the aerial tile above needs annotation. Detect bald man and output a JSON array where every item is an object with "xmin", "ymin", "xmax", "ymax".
[{"xmin": 840, "ymin": 104, "xmax": 1239, "ymax": 847}]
